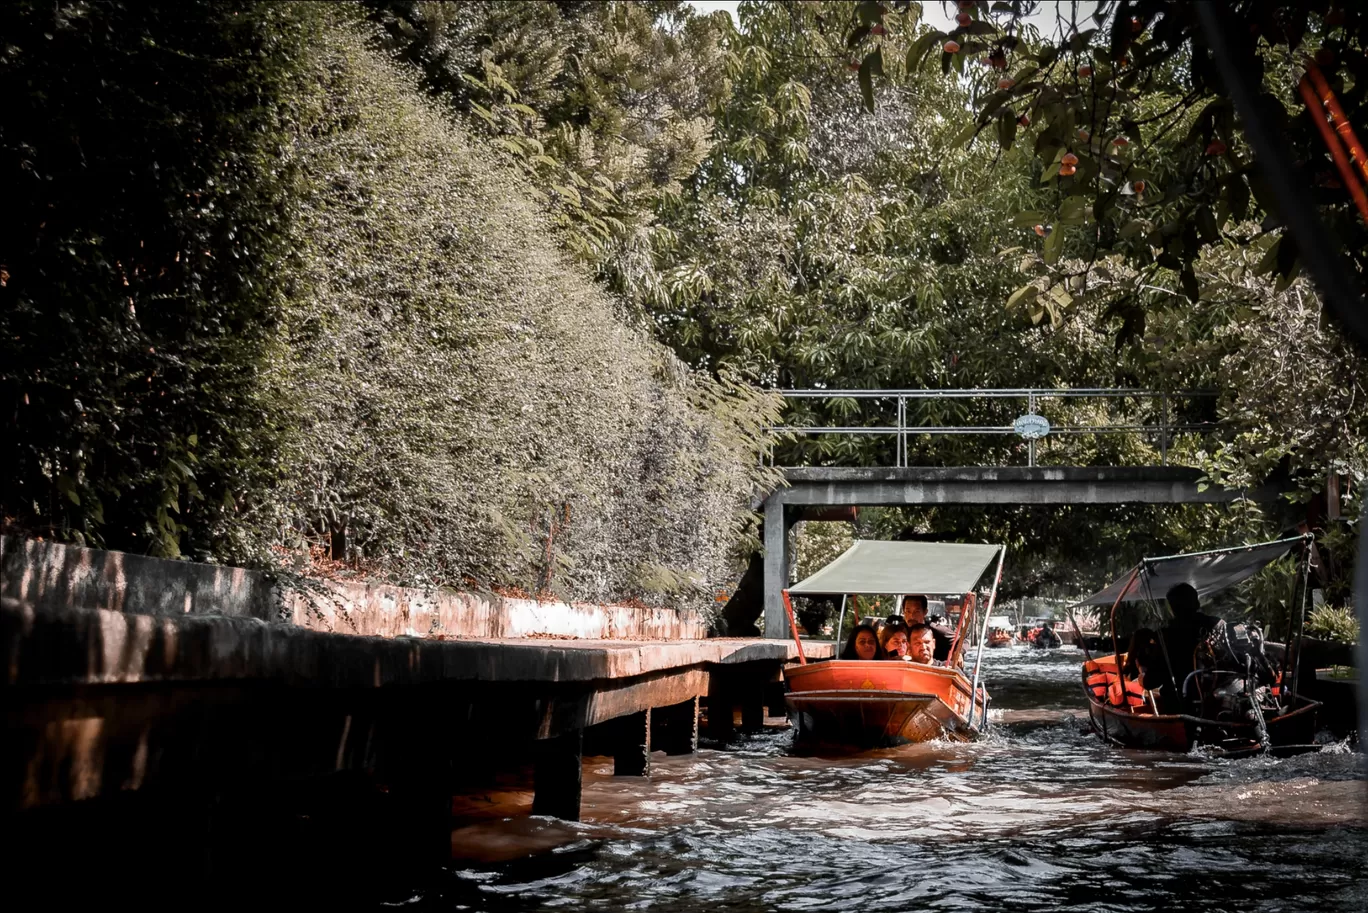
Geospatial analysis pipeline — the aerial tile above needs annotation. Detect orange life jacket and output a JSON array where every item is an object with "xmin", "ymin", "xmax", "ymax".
[
  {"xmin": 1108, "ymin": 675, "xmax": 1146, "ymax": 709},
  {"xmin": 1085, "ymin": 670, "xmax": 1111, "ymax": 702}
]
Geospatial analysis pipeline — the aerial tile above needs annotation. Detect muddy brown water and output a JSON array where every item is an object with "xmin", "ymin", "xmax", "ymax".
[{"xmin": 392, "ymin": 647, "xmax": 1367, "ymax": 912}]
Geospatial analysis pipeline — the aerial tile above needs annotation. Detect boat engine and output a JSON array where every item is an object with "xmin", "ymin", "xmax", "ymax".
[{"xmin": 1188, "ymin": 620, "xmax": 1283, "ymax": 720}]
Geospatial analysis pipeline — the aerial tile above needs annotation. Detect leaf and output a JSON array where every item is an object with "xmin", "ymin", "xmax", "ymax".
[
  {"xmin": 1195, "ymin": 206, "xmax": 1219, "ymax": 243},
  {"xmin": 847, "ymin": 24, "xmax": 871, "ymax": 49},
  {"xmin": 857, "ymin": 49, "xmax": 881, "ymax": 112},
  {"xmin": 1228, "ymin": 175, "xmax": 1251, "ymax": 223},
  {"xmin": 952, "ymin": 120, "xmax": 980, "ymax": 146},
  {"xmin": 1274, "ymin": 259, "xmax": 1301, "ymax": 293},
  {"xmin": 56, "ymin": 474, "xmax": 80, "ymax": 505},
  {"xmin": 855, "ymin": 0, "xmax": 884, "ymax": 25},
  {"xmin": 551, "ymin": 184, "xmax": 582, "ymax": 205},
  {"xmin": 906, "ymin": 31, "xmax": 946, "ymax": 70},
  {"xmin": 1006, "ymin": 284, "xmax": 1040, "ymax": 309},
  {"xmin": 996, "ymin": 110, "xmax": 1017, "ymax": 150},
  {"xmin": 1119, "ymin": 220, "xmax": 1147, "ymax": 240},
  {"xmin": 1043, "ymin": 225, "xmax": 1064, "ymax": 264},
  {"xmin": 1060, "ymin": 194, "xmax": 1089, "ymax": 223},
  {"xmin": 1179, "ymin": 267, "xmax": 1200, "ymax": 302},
  {"xmin": 1010, "ymin": 210, "xmax": 1047, "ymax": 227}
]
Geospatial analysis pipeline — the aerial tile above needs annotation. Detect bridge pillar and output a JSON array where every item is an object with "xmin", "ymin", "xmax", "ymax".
[{"xmin": 762, "ymin": 494, "xmax": 791, "ymax": 639}]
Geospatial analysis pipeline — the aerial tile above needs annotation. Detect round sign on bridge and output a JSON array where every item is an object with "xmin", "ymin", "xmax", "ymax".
[{"xmin": 1013, "ymin": 413, "xmax": 1051, "ymax": 440}]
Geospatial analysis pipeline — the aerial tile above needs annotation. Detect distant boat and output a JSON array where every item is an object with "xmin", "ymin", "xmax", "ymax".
[
  {"xmin": 780, "ymin": 540, "xmax": 1006, "ymax": 748},
  {"xmin": 1071, "ymin": 536, "xmax": 1322, "ymax": 756}
]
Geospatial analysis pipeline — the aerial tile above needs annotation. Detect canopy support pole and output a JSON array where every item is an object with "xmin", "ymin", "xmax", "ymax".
[
  {"xmin": 781, "ymin": 590, "xmax": 807, "ymax": 665},
  {"xmin": 1279, "ymin": 541, "xmax": 1312, "ymax": 702},
  {"xmin": 950, "ymin": 592, "xmax": 975, "ymax": 667},
  {"xmin": 1110, "ymin": 566, "xmax": 1141, "ymax": 673},
  {"xmin": 1064, "ymin": 604, "xmax": 1092, "ymax": 662},
  {"xmin": 968, "ymin": 546, "xmax": 1007, "ymax": 729},
  {"xmin": 1289, "ymin": 545, "xmax": 1313, "ymax": 699},
  {"xmin": 834, "ymin": 595, "xmax": 848, "ymax": 651}
]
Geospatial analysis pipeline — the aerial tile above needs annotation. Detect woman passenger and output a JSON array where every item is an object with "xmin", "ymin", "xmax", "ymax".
[
  {"xmin": 878, "ymin": 624, "xmax": 910, "ymax": 660},
  {"xmin": 840, "ymin": 622, "xmax": 884, "ymax": 660}
]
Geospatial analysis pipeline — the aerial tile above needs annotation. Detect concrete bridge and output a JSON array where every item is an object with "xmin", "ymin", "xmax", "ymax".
[{"xmin": 761, "ymin": 465, "xmax": 1282, "ymax": 637}]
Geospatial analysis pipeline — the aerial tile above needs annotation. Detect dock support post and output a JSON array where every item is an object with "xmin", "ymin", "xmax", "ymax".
[
  {"xmin": 532, "ymin": 728, "xmax": 583, "ymax": 821},
  {"xmin": 706, "ymin": 670, "xmax": 735, "ymax": 742},
  {"xmin": 741, "ymin": 676, "xmax": 765, "ymax": 733},
  {"xmin": 765, "ymin": 678, "xmax": 787, "ymax": 718},
  {"xmin": 763, "ymin": 495, "xmax": 788, "ymax": 638},
  {"xmin": 612, "ymin": 710, "xmax": 651, "ymax": 777},
  {"xmin": 652, "ymin": 696, "xmax": 699, "ymax": 756}
]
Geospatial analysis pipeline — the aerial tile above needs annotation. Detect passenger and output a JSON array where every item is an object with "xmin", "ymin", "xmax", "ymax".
[
  {"xmin": 1162, "ymin": 582, "xmax": 1222, "ymax": 686},
  {"xmin": 901, "ymin": 595, "xmax": 954, "ymax": 662},
  {"xmin": 905, "ymin": 623, "xmax": 940, "ymax": 666},
  {"xmin": 878, "ymin": 624, "xmax": 910, "ymax": 660},
  {"xmin": 840, "ymin": 622, "xmax": 885, "ymax": 661}
]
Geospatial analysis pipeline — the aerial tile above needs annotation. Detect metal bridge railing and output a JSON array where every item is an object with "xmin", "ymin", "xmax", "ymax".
[{"xmin": 767, "ymin": 388, "xmax": 1219, "ymax": 467}]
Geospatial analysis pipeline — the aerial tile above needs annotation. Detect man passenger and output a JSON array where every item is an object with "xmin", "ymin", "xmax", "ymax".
[
  {"xmin": 905, "ymin": 623, "xmax": 940, "ymax": 666},
  {"xmin": 1162, "ymin": 582, "xmax": 1222, "ymax": 685},
  {"xmin": 902, "ymin": 595, "xmax": 954, "ymax": 662}
]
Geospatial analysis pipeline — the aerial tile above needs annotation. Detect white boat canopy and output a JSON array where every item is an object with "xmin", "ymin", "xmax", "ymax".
[
  {"xmin": 787, "ymin": 540, "xmax": 1003, "ymax": 597},
  {"xmin": 1073, "ymin": 535, "xmax": 1311, "ymax": 607}
]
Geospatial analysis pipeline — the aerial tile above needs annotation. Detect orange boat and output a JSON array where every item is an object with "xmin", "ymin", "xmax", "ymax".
[
  {"xmin": 779, "ymin": 540, "xmax": 1006, "ymax": 748},
  {"xmin": 786, "ymin": 659, "xmax": 988, "ymax": 745}
]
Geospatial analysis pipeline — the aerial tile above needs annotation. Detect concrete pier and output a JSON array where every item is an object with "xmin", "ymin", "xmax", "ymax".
[{"xmin": 1, "ymin": 538, "xmax": 830, "ymax": 903}]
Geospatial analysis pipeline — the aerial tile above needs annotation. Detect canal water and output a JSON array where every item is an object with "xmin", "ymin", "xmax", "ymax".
[{"xmin": 403, "ymin": 647, "xmax": 1367, "ymax": 912}]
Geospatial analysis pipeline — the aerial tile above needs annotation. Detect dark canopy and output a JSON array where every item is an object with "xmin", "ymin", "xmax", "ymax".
[{"xmin": 1074, "ymin": 536, "xmax": 1310, "ymax": 607}]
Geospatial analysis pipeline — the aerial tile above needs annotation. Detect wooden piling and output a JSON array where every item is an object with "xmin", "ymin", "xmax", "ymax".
[
  {"xmin": 532, "ymin": 728, "xmax": 583, "ymax": 820},
  {"xmin": 652, "ymin": 696, "xmax": 699, "ymax": 755},
  {"xmin": 706, "ymin": 670, "xmax": 735, "ymax": 742},
  {"xmin": 612, "ymin": 710, "xmax": 651, "ymax": 776},
  {"xmin": 741, "ymin": 683, "xmax": 765, "ymax": 733}
]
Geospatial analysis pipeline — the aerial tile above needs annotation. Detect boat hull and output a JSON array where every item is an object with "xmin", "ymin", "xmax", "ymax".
[
  {"xmin": 785, "ymin": 660, "xmax": 988, "ymax": 748},
  {"xmin": 1082, "ymin": 655, "xmax": 1321, "ymax": 753}
]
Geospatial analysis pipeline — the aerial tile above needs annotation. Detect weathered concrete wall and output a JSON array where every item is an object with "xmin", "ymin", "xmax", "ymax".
[
  {"xmin": 1, "ymin": 536, "xmax": 278, "ymax": 620},
  {"xmin": 0, "ymin": 536, "xmax": 707, "ymax": 640},
  {"xmin": 285, "ymin": 580, "xmax": 708, "ymax": 640}
]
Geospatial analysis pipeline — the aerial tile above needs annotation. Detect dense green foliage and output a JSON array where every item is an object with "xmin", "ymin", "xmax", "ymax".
[
  {"xmin": 1, "ymin": 0, "xmax": 315, "ymax": 559},
  {"xmin": 1, "ymin": 1, "xmax": 778, "ymax": 608},
  {"xmin": 270, "ymin": 23, "xmax": 779, "ymax": 599}
]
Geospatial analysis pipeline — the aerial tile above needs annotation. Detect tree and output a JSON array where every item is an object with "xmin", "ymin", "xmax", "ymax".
[
  {"xmin": 860, "ymin": 1, "xmax": 1368, "ymax": 350},
  {"xmin": 364, "ymin": 1, "xmax": 730, "ymax": 301}
]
